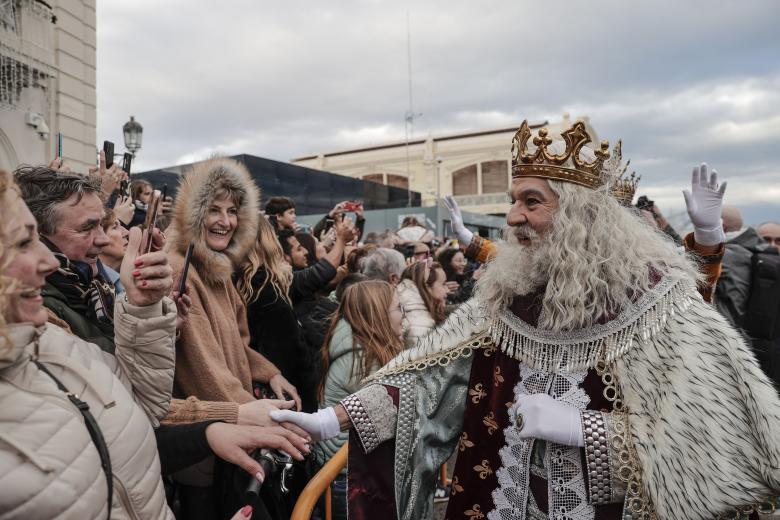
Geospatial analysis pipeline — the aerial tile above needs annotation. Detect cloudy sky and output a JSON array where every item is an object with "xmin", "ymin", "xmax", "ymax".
[{"xmin": 97, "ymin": 0, "xmax": 780, "ymax": 223}]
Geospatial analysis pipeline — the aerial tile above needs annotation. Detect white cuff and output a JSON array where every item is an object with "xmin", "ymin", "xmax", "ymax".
[
  {"xmin": 319, "ymin": 407, "xmax": 341, "ymax": 440},
  {"xmin": 693, "ymin": 223, "xmax": 726, "ymax": 246},
  {"xmin": 455, "ymin": 227, "xmax": 474, "ymax": 246}
]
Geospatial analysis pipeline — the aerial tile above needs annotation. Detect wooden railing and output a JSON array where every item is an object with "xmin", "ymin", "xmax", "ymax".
[{"xmin": 291, "ymin": 443, "xmax": 348, "ymax": 520}]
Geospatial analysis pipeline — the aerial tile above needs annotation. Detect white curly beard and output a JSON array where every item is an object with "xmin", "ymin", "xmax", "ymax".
[{"xmin": 475, "ymin": 225, "xmax": 550, "ymax": 318}]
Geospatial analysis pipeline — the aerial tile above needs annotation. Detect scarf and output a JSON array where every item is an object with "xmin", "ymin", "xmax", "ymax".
[{"xmin": 41, "ymin": 237, "xmax": 116, "ymax": 325}]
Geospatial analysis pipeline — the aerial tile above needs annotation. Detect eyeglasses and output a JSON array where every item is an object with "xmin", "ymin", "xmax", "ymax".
[{"xmin": 761, "ymin": 236, "xmax": 780, "ymax": 246}]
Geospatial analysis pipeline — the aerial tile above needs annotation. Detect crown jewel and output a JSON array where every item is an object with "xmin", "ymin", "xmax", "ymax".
[
  {"xmin": 604, "ymin": 140, "xmax": 640, "ymax": 206},
  {"xmin": 511, "ymin": 120, "xmax": 638, "ymax": 202}
]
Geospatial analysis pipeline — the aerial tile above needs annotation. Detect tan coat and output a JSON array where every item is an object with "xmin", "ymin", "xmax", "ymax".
[
  {"xmin": 163, "ymin": 158, "xmax": 280, "ymax": 424},
  {"xmin": 0, "ymin": 298, "xmax": 177, "ymax": 520}
]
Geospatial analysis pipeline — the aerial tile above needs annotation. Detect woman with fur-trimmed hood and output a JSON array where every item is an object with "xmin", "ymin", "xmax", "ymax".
[{"xmin": 167, "ymin": 158, "xmax": 300, "ymax": 422}]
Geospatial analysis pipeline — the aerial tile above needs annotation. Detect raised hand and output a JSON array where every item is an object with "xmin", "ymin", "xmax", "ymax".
[
  {"xmin": 113, "ymin": 195, "xmax": 135, "ymax": 225},
  {"xmin": 120, "ymin": 227, "xmax": 173, "ymax": 307},
  {"xmin": 444, "ymin": 195, "xmax": 474, "ymax": 245},
  {"xmin": 682, "ymin": 162, "xmax": 727, "ymax": 246}
]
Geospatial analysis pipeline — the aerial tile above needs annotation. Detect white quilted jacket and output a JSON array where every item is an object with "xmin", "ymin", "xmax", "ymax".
[
  {"xmin": 0, "ymin": 298, "xmax": 177, "ymax": 520},
  {"xmin": 396, "ymin": 279, "xmax": 436, "ymax": 348}
]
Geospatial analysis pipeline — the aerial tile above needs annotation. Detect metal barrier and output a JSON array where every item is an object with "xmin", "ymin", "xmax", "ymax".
[
  {"xmin": 291, "ymin": 443, "xmax": 451, "ymax": 520},
  {"xmin": 290, "ymin": 443, "xmax": 348, "ymax": 520}
]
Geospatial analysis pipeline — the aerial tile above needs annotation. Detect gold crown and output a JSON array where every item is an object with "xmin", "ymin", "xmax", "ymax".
[
  {"xmin": 511, "ymin": 119, "xmax": 611, "ymax": 189},
  {"xmin": 605, "ymin": 140, "xmax": 641, "ymax": 206}
]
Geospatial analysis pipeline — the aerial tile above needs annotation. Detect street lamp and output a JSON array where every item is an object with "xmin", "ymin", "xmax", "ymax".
[{"xmin": 122, "ymin": 116, "xmax": 143, "ymax": 158}]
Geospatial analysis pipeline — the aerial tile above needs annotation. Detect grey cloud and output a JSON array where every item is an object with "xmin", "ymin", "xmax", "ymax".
[{"xmin": 97, "ymin": 0, "xmax": 780, "ymax": 223}]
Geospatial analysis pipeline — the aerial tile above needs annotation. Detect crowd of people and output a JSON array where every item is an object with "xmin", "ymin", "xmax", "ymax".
[{"xmin": 0, "ymin": 118, "xmax": 779, "ymax": 520}]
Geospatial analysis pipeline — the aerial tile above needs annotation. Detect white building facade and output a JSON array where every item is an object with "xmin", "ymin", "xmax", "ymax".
[
  {"xmin": 292, "ymin": 114, "xmax": 598, "ymax": 215},
  {"xmin": 0, "ymin": 0, "xmax": 96, "ymax": 172}
]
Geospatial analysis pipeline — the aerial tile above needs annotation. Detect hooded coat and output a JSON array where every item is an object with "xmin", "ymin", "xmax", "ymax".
[{"xmin": 166, "ymin": 158, "xmax": 280, "ymax": 418}]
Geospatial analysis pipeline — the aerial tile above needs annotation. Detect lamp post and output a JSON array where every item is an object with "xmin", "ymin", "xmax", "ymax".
[{"xmin": 122, "ymin": 116, "xmax": 143, "ymax": 158}]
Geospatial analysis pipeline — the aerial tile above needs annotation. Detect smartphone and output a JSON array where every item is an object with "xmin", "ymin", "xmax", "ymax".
[
  {"xmin": 177, "ymin": 243, "xmax": 195, "ymax": 295},
  {"xmin": 141, "ymin": 185, "xmax": 166, "ymax": 254},
  {"xmin": 122, "ymin": 153, "xmax": 132, "ymax": 175},
  {"xmin": 103, "ymin": 140, "xmax": 115, "ymax": 168},
  {"xmin": 57, "ymin": 132, "xmax": 63, "ymax": 157},
  {"xmin": 342, "ymin": 201, "xmax": 360, "ymax": 212}
]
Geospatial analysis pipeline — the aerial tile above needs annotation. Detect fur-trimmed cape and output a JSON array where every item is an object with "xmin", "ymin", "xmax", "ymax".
[
  {"xmin": 365, "ymin": 282, "xmax": 780, "ymax": 519},
  {"xmin": 171, "ymin": 158, "xmax": 260, "ymax": 287}
]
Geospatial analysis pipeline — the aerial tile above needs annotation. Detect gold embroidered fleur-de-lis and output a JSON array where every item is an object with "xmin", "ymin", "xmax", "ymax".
[
  {"xmin": 468, "ymin": 383, "xmax": 487, "ymax": 404},
  {"xmin": 483, "ymin": 346, "xmax": 496, "ymax": 357},
  {"xmin": 473, "ymin": 459, "xmax": 493, "ymax": 480},
  {"xmin": 459, "ymin": 432, "xmax": 475, "ymax": 452},
  {"xmin": 483, "ymin": 412, "xmax": 498, "ymax": 435},
  {"xmin": 493, "ymin": 366, "xmax": 505, "ymax": 387},
  {"xmin": 464, "ymin": 504, "xmax": 485, "ymax": 518},
  {"xmin": 451, "ymin": 476, "xmax": 464, "ymax": 495}
]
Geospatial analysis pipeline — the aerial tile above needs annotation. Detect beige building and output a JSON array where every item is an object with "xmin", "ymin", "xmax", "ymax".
[
  {"xmin": 0, "ymin": 0, "xmax": 96, "ymax": 172},
  {"xmin": 292, "ymin": 114, "xmax": 598, "ymax": 215}
]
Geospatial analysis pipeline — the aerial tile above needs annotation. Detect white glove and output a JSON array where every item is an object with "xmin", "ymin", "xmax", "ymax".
[
  {"xmin": 443, "ymin": 196, "xmax": 474, "ymax": 245},
  {"xmin": 512, "ymin": 393, "xmax": 584, "ymax": 447},
  {"xmin": 682, "ymin": 163, "xmax": 727, "ymax": 246},
  {"xmin": 269, "ymin": 407, "xmax": 340, "ymax": 442}
]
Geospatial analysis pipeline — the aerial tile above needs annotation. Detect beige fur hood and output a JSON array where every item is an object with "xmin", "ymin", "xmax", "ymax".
[{"xmin": 171, "ymin": 158, "xmax": 259, "ymax": 286}]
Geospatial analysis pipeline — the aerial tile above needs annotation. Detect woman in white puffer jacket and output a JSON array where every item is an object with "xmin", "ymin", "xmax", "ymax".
[
  {"xmin": 0, "ymin": 170, "xmax": 178, "ymax": 520},
  {"xmin": 396, "ymin": 261, "xmax": 449, "ymax": 347}
]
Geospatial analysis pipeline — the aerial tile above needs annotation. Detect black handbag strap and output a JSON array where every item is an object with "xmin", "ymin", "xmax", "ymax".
[{"xmin": 33, "ymin": 359, "xmax": 113, "ymax": 519}]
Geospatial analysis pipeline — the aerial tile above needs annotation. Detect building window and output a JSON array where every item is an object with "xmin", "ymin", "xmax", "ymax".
[
  {"xmin": 481, "ymin": 160, "xmax": 508, "ymax": 194},
  {"xmin": 362, "ymin": 174, "xmax": 384, "ymax": 184},
  {"xmin": 386, "ymin": 174, "xmax": 408, "ymax": 190},
  {"xmin": 452, "ymin": 164, "xmax": 478, "ymax": 196}
]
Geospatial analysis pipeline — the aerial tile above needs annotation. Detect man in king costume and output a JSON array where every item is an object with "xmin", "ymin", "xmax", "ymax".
[{"xmin": 273, "ymin": 120, "xmax": 780, "ymax": 520}]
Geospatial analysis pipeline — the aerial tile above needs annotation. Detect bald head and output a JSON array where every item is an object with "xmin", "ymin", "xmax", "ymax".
[
  {"xmin": 757, "ymin": 221, "xmax": 780, "ymax": 253},
  {"xmin": 721, "ymin": 205, "xmax": 743, "ymax": 233}
]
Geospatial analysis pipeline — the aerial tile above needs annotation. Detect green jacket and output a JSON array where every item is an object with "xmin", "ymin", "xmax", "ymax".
[
  {"xmin": 314, "ymin": 319, "xmax": 378, "ymax": 469},
  {"xmin": 42, "ymin": 281, "xmax": 115, "ymax": 354}
]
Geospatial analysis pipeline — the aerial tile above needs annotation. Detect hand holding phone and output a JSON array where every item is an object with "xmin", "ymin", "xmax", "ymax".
[
  {"xmin": 177, "ymin": 243, "xmax": 195, "ymax": 295},
  {"xmin": 141, "ymin": 185, "xmax": 166, "ymax": 254},
  {"xmin": 103, "ymin": 141, "xmax": 115, "ymax": 169}
]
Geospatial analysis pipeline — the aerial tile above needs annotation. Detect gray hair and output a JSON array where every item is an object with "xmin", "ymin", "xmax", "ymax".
[
  {"xmin": 477, "ymin": 179, "xmax": 700, "ymax": 332},
  {"xmin": 360, "ymin": 247, "xmax": 405, "ymax": 282},
  {"xmin": 13, "ymin": 165, "xmax": 101, "ymax": 235}
]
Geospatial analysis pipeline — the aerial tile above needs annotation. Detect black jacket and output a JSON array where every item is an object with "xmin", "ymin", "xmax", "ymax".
[
  {"xmin": 715, "ymin": 227, "xmax": 780, "ymax": 389},
  {"xmin": 289, "ymin": 259, "xmax": 337, "ymax": 305},
  {"xmin": 245, "ymin": 268, "xmax": 317, "ymax": 411}
]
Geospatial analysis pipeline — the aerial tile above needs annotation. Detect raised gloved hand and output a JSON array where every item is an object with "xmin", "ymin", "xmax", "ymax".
[
  {"xmin": 682, "ymin": 163, "xmax": 727, "ymax": 246},
  {"xmin": 512, "ymin": 393, "xmax": 584, "ymax": 447},
  {"xmin": 443, "ymin": 196, "xmax": 474, "ymax": 245},
  {"xmin": 269, "ymin": 407, "xmax": 341, "ymax": 442}
]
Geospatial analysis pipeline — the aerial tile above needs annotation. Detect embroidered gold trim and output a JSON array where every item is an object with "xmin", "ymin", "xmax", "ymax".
[{"xmin": 362, "ymin": 333, "xmax": 491, "ymax": 382}]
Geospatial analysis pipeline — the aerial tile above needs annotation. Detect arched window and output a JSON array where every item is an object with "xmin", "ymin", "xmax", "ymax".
[
  {"xmin": 452, "ymin": 164, "xmax": 478, "ymax": 196},
  {"xmin": 362, "ymin": 174, "xmax": 384, "ymax": 184},
  {"xmin": 481, "ymin": 160, "xmax": 508, "ymax": 193},
  {"xmin": 386, "ymin": 174, "xmax": 408, "ymax": 190}
]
